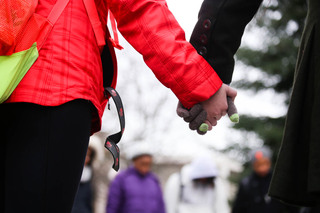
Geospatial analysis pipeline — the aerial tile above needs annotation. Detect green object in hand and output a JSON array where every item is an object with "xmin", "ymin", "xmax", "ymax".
[
  {"xmin": 229, "ymin": 113, "xmax": 239, "ymax": 123},
  {"xmin": 227, "ymin": 97, "xmax": 239, "ymax": 123},
  {"xmin": 199, "ymin": 123, "xmax": 209, "ymax": 132},
  {"xmin": 198, "ymin": 96, "xmax": 239, "ymax": 133}
]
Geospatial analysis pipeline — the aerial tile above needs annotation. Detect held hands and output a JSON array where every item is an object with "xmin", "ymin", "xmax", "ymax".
[{"xmin": 177, "ymin": 84, "xmax": 238, "ymax": 135}]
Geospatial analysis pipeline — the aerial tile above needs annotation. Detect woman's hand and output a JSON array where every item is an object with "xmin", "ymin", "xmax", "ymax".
[{"xmin": 200, "ymin": 84, "xmax": 237, "ymax": 130}]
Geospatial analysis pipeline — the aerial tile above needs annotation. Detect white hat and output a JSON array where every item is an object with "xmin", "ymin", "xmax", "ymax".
[
  {"xmin": 189, "ymin": 155, "xmax": 219, "ymax": 180},
  {"xmin": 125, "ymin": 142, "xmax": 153, "ymax": 160}
]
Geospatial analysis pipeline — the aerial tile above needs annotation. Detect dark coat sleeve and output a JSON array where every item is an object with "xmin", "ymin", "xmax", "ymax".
[{"xmin": 190, "ymin": 0, "xmax": 262, "ymax": 84}]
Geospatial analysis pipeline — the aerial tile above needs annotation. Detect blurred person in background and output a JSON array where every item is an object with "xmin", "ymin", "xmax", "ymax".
[
  {"xmin": 71, "ymin": 145, "xmax": 95, "ymax": 213},
  {"xmin": 106, "ymin": 147, "xmax": 165, "ymax": 213},
  {"xmin": 165, "ymin": 155, "xmax": 229, "ymax": 213},
  {"xmin": 232, "ymin": 147, "xmax": 300, "ymax": 213}
]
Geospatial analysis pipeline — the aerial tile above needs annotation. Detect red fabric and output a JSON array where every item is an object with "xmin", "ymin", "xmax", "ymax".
[
  {"xmin": 7, "ymin": 0, "xmax": 107, "ymax": 133},
  {"xmin": 107, "ymin": 0, "xmax": 223, "ymax": 108},
  {"xmin": 7, "ymin": 0, "xmax": 222, "ymax": 134},
  {"xmin": 15, "ymin": 0, "xmax": 70, "ymax": 53},
  {"xmin": 0, "ymin": 0, "xmax": 38, "ymax": 55},
  {"xmin": 83, "ymin": 0, "xmax": 106, "ymax": 47}
]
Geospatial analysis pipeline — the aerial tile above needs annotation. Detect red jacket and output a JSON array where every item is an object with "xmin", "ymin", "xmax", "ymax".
[{"xmin": 7, "ymin": 0, "xmax": 222, "ymax": 133}]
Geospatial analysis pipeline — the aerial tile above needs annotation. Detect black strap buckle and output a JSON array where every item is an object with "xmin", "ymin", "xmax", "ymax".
[{"xmin": 104, "ymin": 87, "xmax": 125, "ymax": 171}]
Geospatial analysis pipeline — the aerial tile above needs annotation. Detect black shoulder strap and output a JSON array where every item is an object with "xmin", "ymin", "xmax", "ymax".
[{"xmin": 103, "ymin": 87, "xmax": 125, "ymax": 172}]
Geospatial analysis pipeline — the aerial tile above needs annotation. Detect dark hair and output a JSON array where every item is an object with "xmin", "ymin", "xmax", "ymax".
[
  {"xmin": 193, "ymin": 177, "xmax": 216, "ymax": 188},
  {"xmin": 132, "ymin": 154, "xmax": 152, "ymax": 161}
]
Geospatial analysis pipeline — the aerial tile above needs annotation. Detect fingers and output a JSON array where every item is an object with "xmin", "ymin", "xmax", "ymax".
[
  {"xmin": 177, "ymin": 83, "xmax": 238, "ymax": 135},
  {"xmin": 227, "ymin": 97, "xmax": 239, "ymax": 123},
  {"xmin": 177, "ymin": 102, "xmax": 208, "ymax": 135},
  {"xmin": 176, "ymin": 102, "xmax": 190, "ymax": 118},
  {"xmin": 213, "ymin": 114, "xmax": 222, "ymax": 120},
  {"xmin": 222, "ymin": 110, "xmax": 227, "ymax": 117},
  {"xmin": 197, "ymin": 128, "xmax": 207, "ymax": 135},
  {"xmin": 226, "ymin": 86, "xmax": 237, "ymax": 101},
  {"xmin": 206, "ymin": 119, "xmax": 216, "ymax": 129},
  {"xmin": 220, "ymin": 99, "xmax": 229, "ymax": 113},
  {"xmin": 189, "ymin": 110, "xmax": 207, "ymax": 130},
  {"xmin": 184, "ymin": 104, "xmax": 203, "ymax": 122}
]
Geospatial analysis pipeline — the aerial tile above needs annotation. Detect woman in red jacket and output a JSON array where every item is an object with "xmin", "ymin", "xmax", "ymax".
[{"xmin": 0, "ymin": 0, "xmax": 236, "ymax": 212}]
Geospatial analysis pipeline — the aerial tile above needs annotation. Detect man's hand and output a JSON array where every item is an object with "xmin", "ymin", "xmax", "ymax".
[
  {"xmin": 177, "ymin": 84, "xmax": 237, "ymax": 134},
  {"xmin": 200, "ymin": 84, "xmax": 237, "ymax": 130}
]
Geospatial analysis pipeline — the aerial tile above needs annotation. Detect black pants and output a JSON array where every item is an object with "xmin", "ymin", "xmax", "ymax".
[{"xmin": 0, "ymin": 99, "xmax": 92, "ymax": 213}]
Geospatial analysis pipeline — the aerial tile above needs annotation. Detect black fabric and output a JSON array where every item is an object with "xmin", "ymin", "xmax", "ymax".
[
  {"xmin": 101, "ymin": 30, "xmax": 125, "ymax": 172},
  {"xmin": 300, "ymin": 205, "xmax": 320, "ymax": 213},
  {"xmin": 71, "ymin": 181, "xmax": 93, "ymax": 213},
  {"xmin": 191, "ymin": 0, "xmax": 320, "ymax": 206},
  {"xmin": 190, "ymin": 0, "xmax": 262, "ymax": 84},
  {"xmin": 101, "ymin": 35, "xmax": 115, "ymax": 88},
  {"xmin": 269, "ymin": 0, "xmax": 320, "ymax": 206},
  {"xmin": 0, "ymin": 99, "xmax": 92, "ymax": 213},
  {"xmin": 104, "ymin": 87, "xmax": 125, "ymax": 172},
  {"xmin": 232, "ymin": 172, "xmax": 300, "ymax": 213}
]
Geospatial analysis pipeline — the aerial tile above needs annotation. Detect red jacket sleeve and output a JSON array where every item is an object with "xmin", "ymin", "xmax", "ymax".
[{"xmin": 107, "ymin": 0, "xmax": 222, "ymax": 108}]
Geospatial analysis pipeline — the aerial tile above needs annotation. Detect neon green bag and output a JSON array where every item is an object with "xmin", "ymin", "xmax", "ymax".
[
  {"xmin": 0, "ymin": 43, "xmax": 38, "ymax": 103},
  {"xmin": 0, "ymin": 0, "xmax": 70, "ymax": 103}
]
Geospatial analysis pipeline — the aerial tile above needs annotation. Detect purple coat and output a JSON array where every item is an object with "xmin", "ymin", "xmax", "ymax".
[{"xmin": 106, "ymin": 167, "xmax": 166, "ymax": 213}]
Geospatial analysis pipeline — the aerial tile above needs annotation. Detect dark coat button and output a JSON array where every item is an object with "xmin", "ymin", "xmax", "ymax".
[
  {"xmin": 198, "ymin": 46, "xmax": 207, "ymax": 56},
  {"xmin": 200, "ymin": 34, "xmax": 208, "ymax": 45},
  {"xmin": 203, "ymin": 19, "xmax": 212, "ymax": 29}
]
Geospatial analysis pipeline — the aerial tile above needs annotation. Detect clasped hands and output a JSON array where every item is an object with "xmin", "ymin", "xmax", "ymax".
[{"xmin": 177, "ymin": 84, "xmax": 238, "ymax": 135}]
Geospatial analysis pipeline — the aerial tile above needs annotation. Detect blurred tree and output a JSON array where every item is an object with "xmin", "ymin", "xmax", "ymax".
[{"xmin": 227, "ymin": 0, "xmax": 307, "ymax": 165}]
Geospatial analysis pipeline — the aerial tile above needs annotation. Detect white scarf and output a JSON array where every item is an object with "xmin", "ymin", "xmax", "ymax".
[{"xmin": 80, "ymin": 166, "xmax": 92, "ymax": 183}]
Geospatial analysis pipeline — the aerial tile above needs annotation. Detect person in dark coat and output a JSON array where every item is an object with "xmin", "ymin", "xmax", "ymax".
[
  {"xmin": 189, "ymin": 0, "xmax": 320, "ymax": 207},
  {"xmin": 268, "ymin": 0, "xmax": 320, "ymax": 207},
  {"xmin": 189, "ymin": 0, "xmax": 262, "ymax": 85},
  {"xmin": 232, "ymin": 148, "xmax": 299, "ymax": 213}
]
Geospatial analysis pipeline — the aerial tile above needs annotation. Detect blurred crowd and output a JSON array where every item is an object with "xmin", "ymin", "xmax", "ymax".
[{"xmin": 70, "ymin": 137, "xmax": 318, "ymax": 213}]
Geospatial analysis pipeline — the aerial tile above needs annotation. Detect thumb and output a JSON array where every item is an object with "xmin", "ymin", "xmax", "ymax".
[
  {"xmin": 226, "ymin": 85, "xmax": 237, "ymax": 101},
  {"xmin": 176, "ymin": 101, "xmax": 190, "ymax": 118}
]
